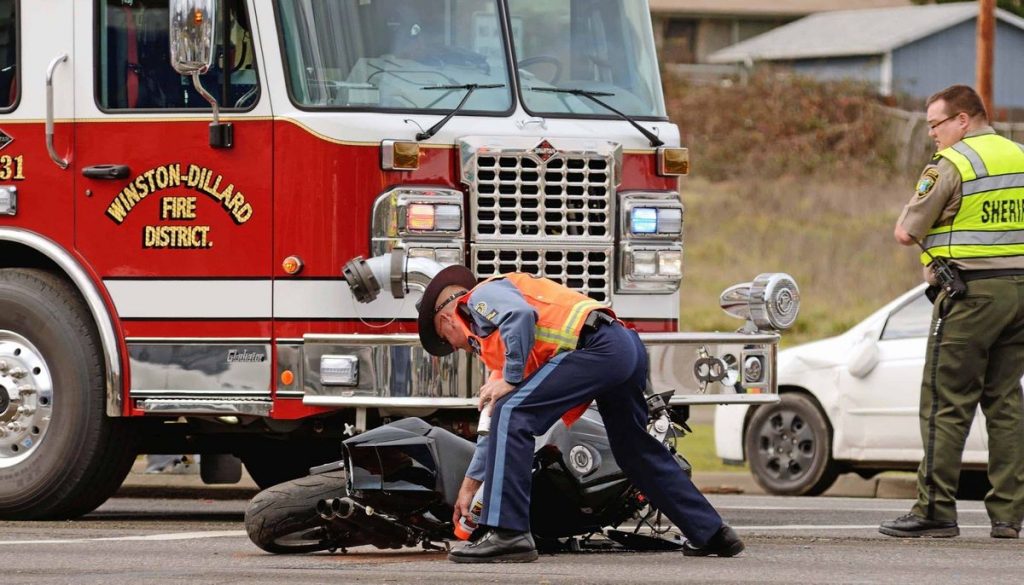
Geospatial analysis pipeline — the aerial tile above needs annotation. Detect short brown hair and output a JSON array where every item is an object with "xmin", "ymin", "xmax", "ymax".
[{"xmin": 926, "ymin": 85, "xmax": 988, "ymax": 121}]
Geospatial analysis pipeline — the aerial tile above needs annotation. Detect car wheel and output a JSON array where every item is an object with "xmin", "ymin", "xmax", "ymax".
[{"xmin": 745, "ymin": 393, "xmax": 839, "ymax": 496}]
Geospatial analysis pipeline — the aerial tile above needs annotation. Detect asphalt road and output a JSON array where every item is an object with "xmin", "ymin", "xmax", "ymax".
[{"xmin": 1, "ymin": 494, "xmax": 1019, "ymax": 585}]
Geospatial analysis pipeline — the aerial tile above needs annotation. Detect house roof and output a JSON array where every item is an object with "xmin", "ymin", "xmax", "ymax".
[
  {"xmin": 648, "ymin": 0, "xmax": 912, "ymax": 18},
  {"xmin": 708, "ymin": 2, "xmax": 1024, "ymax": 63}
]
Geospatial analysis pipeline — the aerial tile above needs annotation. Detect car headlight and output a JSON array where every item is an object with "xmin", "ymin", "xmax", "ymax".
[{"xmin": 720, "ymin": 273, "xmax": 801, "ymax": 331}]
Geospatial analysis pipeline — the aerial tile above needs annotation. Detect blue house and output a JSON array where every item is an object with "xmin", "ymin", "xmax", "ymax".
[{"xmin": 707, "ymin": 2, "xmax": 1024, "ymax": 109}]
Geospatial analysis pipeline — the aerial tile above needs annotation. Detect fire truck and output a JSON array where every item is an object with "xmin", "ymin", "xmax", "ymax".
[{"xmin": 0, "ymin": 0, "xmax": 799, "ymax": 519}]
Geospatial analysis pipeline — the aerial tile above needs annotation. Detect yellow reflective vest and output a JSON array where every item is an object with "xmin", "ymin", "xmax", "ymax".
[{"xmin": 922, "ymin": 134, "xmax": 1024, "ymax": 265}]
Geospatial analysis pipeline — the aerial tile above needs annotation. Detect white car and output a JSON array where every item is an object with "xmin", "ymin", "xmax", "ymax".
[{"xmin": 714, "ymin": 284, "xmax": 1000, "ymax": 496}]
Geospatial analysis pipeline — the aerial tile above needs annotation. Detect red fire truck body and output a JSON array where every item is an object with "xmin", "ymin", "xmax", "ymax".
[{"xmin": 0, "ymin": 0, "xmax": 797, "ymax": 519}]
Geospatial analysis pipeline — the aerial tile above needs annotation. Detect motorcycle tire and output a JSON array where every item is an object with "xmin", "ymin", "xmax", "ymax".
[{"xmin": 245, "ymin": 470, "xmax": 357, "ymax": 554}]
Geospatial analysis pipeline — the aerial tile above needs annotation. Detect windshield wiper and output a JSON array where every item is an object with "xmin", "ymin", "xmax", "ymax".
[
  {"xmin": 530, "ymin": 87, "xmax": 664, "ymax": 147},
  {"xmin": 416, "ymin": 83, "xmax": 505, "ymax": 141}
]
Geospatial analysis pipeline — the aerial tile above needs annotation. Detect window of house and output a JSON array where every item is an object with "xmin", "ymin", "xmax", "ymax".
[
  {"xmin": 0, "ymin": 0, "xmax": 17, "ymax": 111},
  {"xmin": 97, "ymin": 0, "xmax": 258, "ymax": 111},
  {"xmin": 662, "ymin": 18, "xmax": 697, "ymax": 65}
]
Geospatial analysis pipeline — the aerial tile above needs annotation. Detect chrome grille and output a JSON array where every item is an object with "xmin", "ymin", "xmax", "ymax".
[
  {"xmin": 472, "ymin": 245, "xmax": 612, "ymax": 303},
  {"xmin": 472, "ymin": 153, "xmax": 614, "ymax": 241}
]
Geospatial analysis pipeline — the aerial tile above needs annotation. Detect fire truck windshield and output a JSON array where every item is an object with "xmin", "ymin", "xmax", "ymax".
[
  {"xmin": 275, "ymin": 0, "xmax": 514, "ymax": 113},
  {"xmin": 508, "ymin": 0, "xmax": 666, "ymax": 119}
]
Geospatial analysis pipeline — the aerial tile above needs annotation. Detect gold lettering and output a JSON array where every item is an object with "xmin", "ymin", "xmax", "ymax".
[
  {"xmin": 155, "ymin": 166, "xmax": 169, "ymax": 190},
  {"xmin": 142, "ymin": 225, "xmax": 213, "ymax": 249},
  {"xmin": 11, "ymin": 155, "xmax": 24, "ymax": 180},
  {"xmin": 107, "ymin": 199, "xmax": 129, "ymax": 223},
  {"xmin": 160, "ymin": 196, "xmax": 198, "ymax": 220}
]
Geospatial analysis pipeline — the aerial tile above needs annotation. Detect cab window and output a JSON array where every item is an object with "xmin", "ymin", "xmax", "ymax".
[
  {"xmin": 881, "ymin": 292, "xmax": 932, "ymax": 341},
  {"xmin": 0, "ymin": 0, "xmax": 17, "ymax": 111},
  {"xmin": 97, "ymin": 0, "xmax": 258, "ymax": 111}
]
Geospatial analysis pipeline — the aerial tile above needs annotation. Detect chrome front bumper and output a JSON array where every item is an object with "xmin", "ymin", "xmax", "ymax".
[{"xmin": 285, "ymin": 332, "xmax": 781, "ymax": 411}]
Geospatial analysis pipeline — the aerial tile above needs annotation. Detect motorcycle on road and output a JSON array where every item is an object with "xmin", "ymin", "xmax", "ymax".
[{"xmin": 244, "ymin": 391, "xmax": 692, "ymax": 555}]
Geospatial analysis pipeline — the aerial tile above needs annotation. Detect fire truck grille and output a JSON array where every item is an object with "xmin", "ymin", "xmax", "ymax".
[
  {"xmin": 472, "ymin": 245, "xmax": 612, "ymax": 303},
  {"xmin": 472, "ymin": 154, "xmax": 613, "ymax": 240}
]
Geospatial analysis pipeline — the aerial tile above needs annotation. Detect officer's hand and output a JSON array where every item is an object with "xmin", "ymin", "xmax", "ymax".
[
  {"xmin": 453, "ymin": 477, "xmax": 483, "ymax": 526},
  {"xmin": 479, "ymin": 378, "xmax": 515, "ymax": 410}
]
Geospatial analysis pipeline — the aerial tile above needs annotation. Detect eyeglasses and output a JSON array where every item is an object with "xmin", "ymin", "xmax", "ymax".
[{"xmin": 928, "ymin": 113, "xmax": 963, "ymax": 131}]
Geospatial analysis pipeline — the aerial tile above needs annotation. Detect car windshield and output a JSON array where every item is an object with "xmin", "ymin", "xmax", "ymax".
[
  {"xmin": 507, "ymin": 0, "xmax": 665, "ymax": 118},
  {"xmin": 275, "ymin": 0, "xmax": 513, "ymax": 112}
]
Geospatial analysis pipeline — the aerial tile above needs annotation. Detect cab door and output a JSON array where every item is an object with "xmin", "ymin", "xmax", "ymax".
[
  {"xmin": 71, "ymin": 0, "xmax": 274, "ymax": 411},
  {"xmin": 73, "ymin": 0, "xmax": 272, "ymax": 326},
  {"xmin": 0, "ymin": 0, "xmax": 76, "ymax": 246}
]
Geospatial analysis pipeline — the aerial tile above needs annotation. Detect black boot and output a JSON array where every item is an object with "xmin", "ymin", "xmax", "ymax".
[
  {"xmin": 448, "ymin": 528, "xmax": 538, "ymax": 563},
  {"xmin": 682, "ymin": 525, "xmax": 744, "ymax": 557},
  {"xmin": 879, "ymin": 514, "xmax": 959, "ymax": 538},
  {"xmin": 991, "ymin": 521, "xmax": 1021, "ymax": 539}
]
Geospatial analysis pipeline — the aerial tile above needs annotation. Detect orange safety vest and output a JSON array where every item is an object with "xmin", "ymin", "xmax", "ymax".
[{"xmin": 456, "ymin": 273, "xmax": 615, "ymax": 426}]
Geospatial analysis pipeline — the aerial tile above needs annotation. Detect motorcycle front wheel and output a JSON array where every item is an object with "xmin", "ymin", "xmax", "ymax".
[{"xmin": 245, "ymin": 470, "xmax": 359, "ymax": 554}]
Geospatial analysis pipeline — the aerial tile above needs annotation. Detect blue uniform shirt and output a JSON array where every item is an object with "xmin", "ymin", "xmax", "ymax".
[{"xmin": 461, "ymin": 279, "xmax": 538, "ymax": 481}]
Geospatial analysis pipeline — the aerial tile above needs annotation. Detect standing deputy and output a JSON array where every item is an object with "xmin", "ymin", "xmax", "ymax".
[
  {"xmin": 881, "ymin": 85, "xmax": 1024, "ymax": 539},
  {"xmin": 417, "ymin": 266, "xmax": 743, "ymax": 562}
]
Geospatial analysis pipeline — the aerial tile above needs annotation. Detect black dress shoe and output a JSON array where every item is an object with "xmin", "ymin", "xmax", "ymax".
[
  {"xmin": 879, "ymin": 514, "xmax": 959, "ymax": 538},
  {"xmin": 682, "ymin": 525, "xmax": 744, "ymax": 557},
  {"xmin": 448, "ymin": 528, "xmax": 538, "ymax": 563},
  {"xmin": 991, "ymin": 522, "xmax": 1021, "ymax": 539}
]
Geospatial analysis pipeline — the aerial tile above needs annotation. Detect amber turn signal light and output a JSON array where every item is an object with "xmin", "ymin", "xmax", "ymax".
[
  {"xmin": 381, "ymin": 140, "xmax": 421, "ymax": 171},
  {"xmin": 658, "ymin": 147, "xmax": 690, "ymax": 177},
  {"xmin": 282, "ymin": 255, "xmax": 304, "ymax": 275},
  {"xmin": 280, "ymin": 370, "xmax": 295, "ymax": 386}
]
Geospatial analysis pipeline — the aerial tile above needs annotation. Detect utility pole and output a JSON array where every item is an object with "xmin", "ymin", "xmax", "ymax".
[{"xmin": 977, "ymin": 0, "xmax": 995, "ymax": 117}]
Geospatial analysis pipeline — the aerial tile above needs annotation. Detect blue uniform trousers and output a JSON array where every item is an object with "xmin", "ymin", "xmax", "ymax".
[{"xmin": 481, "ymin": 321, "xmax": 724, "ymax": 546}]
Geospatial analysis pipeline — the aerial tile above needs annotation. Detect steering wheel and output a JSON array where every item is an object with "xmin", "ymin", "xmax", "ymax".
[{"xmin": 517, "ymin": 55, "xmax": 562, "ymax": 85}]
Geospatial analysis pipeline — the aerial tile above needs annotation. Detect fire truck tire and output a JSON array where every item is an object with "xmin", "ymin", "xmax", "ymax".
[
  {"xmin": 245, "ymin": 470, "xmax": 360, "ymax": 554},
  {"xmin": 0, "ymin": 268, "xmax": 137, "ymax": 520}
]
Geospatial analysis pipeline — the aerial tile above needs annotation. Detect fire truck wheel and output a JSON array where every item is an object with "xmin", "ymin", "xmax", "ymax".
[
  {"xmin": 245, "ymin": 470, "xmax": 363, "ymax": 554},
  {"xmin": 0, "ymin": 268, "xmax": 137, "ymax": 520}
]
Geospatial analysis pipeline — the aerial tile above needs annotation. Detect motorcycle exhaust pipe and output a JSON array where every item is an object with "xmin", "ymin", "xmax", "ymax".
[
  {"xmin": 316, "ymin": 498, "xmax": 336, "ymax": 521},
  {"xmin": 317, "ymin": 497, "xmax": 358, "ymax": 521},
  {"xmin": 330, "ymin": 497, "xmax": 356, "ymax": 519},
  {"xmin": 319, "ymin": 497, "xmax": 419, "ymax": 549}
]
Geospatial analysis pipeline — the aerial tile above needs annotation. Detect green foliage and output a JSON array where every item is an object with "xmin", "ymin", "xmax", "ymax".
[
  {"xmin": 665, "ymin": 73, "xmax": 924, "ymax": 346},
  {"xmin": 665, "ymin": 71, "xmax": 900, "ymax": 182}
]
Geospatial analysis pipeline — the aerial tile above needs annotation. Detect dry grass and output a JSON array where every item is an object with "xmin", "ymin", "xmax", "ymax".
[{"xmin": 666, "ymin": 73, "xmax": 928, "ymax": 345}]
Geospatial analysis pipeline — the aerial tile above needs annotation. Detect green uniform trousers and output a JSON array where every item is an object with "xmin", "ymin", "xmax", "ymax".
[{"xmin": 912, "ymin": 275, "xmax": 1024, "ymax": 525}]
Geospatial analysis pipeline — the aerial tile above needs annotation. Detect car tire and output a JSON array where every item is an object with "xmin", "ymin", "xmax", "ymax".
[
  {"xmin": 745, "ymin": 393, "xmax": 840, "ymax": 496},
  {"xmin": 0, "ymin": 269, "xmax": 137, "ymax": 519}
]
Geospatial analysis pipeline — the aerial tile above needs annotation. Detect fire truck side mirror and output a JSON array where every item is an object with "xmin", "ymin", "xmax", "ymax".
[
  {"xmin": 169, "ymin": 0, "xmax": 234, "ymax": 149},
  {"xmin": 169, "ymin": 0, "xmax": 216, "ymax": 76}
]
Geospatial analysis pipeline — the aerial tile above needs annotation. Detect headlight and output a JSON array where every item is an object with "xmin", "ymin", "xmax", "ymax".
[
  {"xmin": 620, "ymin": 245, "xmax": 683, "ymax": 292},
  {"xmin": 719, "ymin": 273, "xmax": 801, "ymax": 331},
  {"xmin": 402, "ymin": 202, "xmax": 462, "ymax": 234},
  {"xmin": 618, "ymin": 192, "xmax": 684, "ymax": 294}
]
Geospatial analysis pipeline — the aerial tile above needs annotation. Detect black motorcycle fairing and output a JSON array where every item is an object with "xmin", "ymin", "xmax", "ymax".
[{"xmin": 342, "ymin": 417, "xmax": 474, "ymax": 514}]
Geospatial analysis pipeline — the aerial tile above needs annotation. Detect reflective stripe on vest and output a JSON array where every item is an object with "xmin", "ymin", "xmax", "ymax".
[
  {"xmin": 457, "ymin": 274, "xmax": 614, "ymax": 426},
  {"xmin": 922, "ymin": 134, "xmax": 1024, "ymax": 264}
]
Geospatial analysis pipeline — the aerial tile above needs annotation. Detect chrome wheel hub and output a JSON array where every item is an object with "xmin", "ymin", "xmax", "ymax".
[{"xmin": 0, "ymin": 331, "xmax": 54, "ymax": 467}]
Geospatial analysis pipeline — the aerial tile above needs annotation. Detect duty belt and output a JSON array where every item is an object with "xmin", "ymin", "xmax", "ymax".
[
  {"xmin": 577, "ymin": 311, "xmax": 616, "ymax": 349},
  {"xmin": 961, "ymin": 268, "xmax": 1024, "ymax": 282}
]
